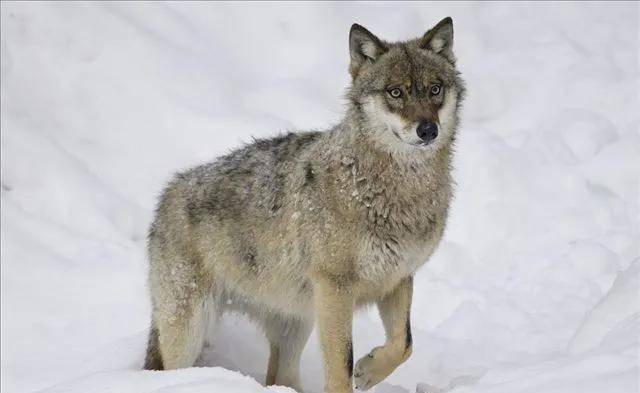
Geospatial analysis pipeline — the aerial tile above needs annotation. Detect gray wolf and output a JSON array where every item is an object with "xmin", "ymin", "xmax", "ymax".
[{"xmin": 144, "ymin": 17, "xmax": 465, "ymax": 393}]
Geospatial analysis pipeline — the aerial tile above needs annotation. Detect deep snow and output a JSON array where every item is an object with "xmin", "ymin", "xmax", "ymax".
[{"xmin": 1, "ymin": 2, "xmax": 638, "ymax": 393}]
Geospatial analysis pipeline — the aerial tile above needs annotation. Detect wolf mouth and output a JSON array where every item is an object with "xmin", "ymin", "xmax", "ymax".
[{"xmin": 390, "ymin": 127, "xmax": 437, "ymax": 148}]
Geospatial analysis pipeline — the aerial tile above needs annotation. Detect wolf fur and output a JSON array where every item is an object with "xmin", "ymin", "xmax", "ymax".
[{"xmin": 144, "ymin": 17, "xmax": 465, "ymax": 393}]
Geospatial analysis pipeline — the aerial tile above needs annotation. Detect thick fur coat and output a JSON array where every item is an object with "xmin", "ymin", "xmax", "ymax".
[{"xmin": 144, "ymin": 17, "xmax": 465, "ymax": 393}]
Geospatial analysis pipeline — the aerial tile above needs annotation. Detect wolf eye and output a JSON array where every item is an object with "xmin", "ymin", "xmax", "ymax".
[
  {"xmin": 388, "ymin": 88, "xmax": 403, "ymax": 98},
  {"xmin": 430, "ymin": 84, "xmax": 442, "ymax": 96}
]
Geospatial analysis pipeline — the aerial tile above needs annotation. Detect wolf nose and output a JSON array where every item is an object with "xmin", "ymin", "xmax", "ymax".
[{"xmin": 416, "ymin": 121, "xmax": 438, "ymax": 143}]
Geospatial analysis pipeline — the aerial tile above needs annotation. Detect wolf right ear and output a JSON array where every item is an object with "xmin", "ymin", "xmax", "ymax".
[{"xmin": 349, "ymin": 24, "xmax": 387, "ymax": 79}]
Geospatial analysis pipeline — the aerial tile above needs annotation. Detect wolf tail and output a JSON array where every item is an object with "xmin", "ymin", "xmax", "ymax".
[{"xmin": 143, "ymin": 322, "xmax": 164, "ymax": 370}]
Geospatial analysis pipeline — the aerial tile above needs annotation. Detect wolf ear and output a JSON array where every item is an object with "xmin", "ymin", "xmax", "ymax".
[
  {"xmin": 349, "ymin": 24, "xmax": 387, "ymax": 78},
  {"xmin": 421, "ymin": 17, "xmax": 455, "ymax": 63}
]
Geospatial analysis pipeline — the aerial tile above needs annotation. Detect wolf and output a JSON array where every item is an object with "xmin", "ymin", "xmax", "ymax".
[{"xmin": 143, "ymin": 17, "xmax": 465, "ymax": 393}]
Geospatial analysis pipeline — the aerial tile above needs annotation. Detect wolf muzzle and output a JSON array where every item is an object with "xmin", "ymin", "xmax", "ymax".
[{"xmin": 416, "ymin": 121, "xmax": 438, "ymax": 144}]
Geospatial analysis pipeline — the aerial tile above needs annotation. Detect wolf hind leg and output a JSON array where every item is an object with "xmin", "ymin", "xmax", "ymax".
[
  {"xmin": 263, "ymin": 313, "xmax": 313, "ymax": 392},
  {"xmin": 153, "ymin": 292, "xmax": 215, "ymax": 370},
  {"xmin": 144, "ymin": 304, "xmax": 207, "ymax": 371}
]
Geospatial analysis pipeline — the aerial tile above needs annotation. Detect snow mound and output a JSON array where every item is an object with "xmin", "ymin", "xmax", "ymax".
[
  {"xmin": 38, "ymin": 368, "xmax": 293, "ymax": 393},
  {"xmin": 568, "ymin": 259, "xmax": 640, "ymax": 355}
]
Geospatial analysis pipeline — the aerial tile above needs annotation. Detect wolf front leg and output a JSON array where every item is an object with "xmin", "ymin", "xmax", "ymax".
[
  {"xmin": 354, "ymin": 276, "xmax": 413, "ymax": 390},
  {"xmin": 314, "ymin": 276, "xmax": 355, "ymax": 393}
]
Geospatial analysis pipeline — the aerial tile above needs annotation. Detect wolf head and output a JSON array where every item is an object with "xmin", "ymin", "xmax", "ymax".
[{"xmin": 347, "ymin": 18, "xmax": 465, "ymax": 157}]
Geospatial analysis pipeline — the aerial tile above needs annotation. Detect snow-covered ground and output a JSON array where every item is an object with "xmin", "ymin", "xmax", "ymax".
[{"xmin": 1, "ymin": 2, "xmax": 638, "ymax": 393}]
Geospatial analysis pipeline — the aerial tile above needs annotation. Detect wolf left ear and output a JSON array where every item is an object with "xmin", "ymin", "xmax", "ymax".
[
  {"xmin": 349, "ymin": 24, "xmax": 387, "ymax": 78},
  {"xmin": 421, "ymin": 17, "xmax": 455, "ymax": 63}
]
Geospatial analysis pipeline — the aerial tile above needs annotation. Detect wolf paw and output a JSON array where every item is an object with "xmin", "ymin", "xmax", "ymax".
[{"xmin": 353, "ymin": 347, "xmax": 389, "ymax": 391}]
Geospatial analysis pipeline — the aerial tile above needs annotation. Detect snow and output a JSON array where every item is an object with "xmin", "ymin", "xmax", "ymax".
[{"xmin": 1, "ymin": 2, "xmax": 638, "ymax": 393}]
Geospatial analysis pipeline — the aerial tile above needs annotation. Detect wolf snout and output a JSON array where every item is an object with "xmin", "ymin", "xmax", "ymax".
[{"xmin": 416, "ymin": 121, "xmax": 438, "ymax": 144}]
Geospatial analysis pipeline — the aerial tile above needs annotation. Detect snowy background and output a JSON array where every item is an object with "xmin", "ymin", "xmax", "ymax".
[{"xmin": 1, "ymin": 2, "xmax": 638, "ymax": 393}]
